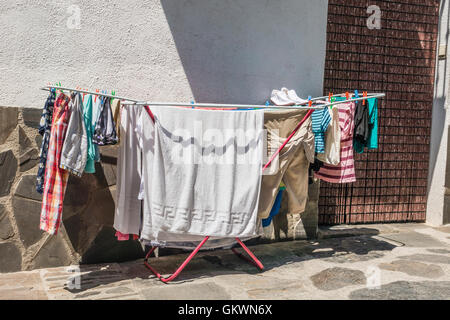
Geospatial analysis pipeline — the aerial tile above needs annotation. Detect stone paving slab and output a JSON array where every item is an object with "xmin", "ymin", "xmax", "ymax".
[{"xmin": 0, "ymin": 223, "xmax": 449, "ymax": 300}]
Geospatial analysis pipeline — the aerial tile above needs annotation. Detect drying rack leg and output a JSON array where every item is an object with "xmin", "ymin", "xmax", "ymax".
[
  {"xmin": 143, "ymin": 236, "xmax": 264, "ymax": 283},
  {"xmin": 144, "ymin": 236, "xmax": 210, "ymax": 283},
  {"xmin": 231, "ymin": 237, "xmax": 264, "ymax": 270}
]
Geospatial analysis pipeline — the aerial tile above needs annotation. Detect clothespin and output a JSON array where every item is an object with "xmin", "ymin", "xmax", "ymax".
[
  {"xmin": 95, "ymin": 89, "xmax": 100, "ymax": 103},
  {"xmin": 345, "ymin": 91, "xmax": 350, "ymax": 100},
  {"xmin": 308, "ymin": 96, "xmax": 312, "ymax": 108},
  {"xmin": 328, "ymin": 92, "xmax": 334, "ymax": 109},
  {"xmin": 354, "ymin": 90, "xmax": 359, "ymax": 99},
  {"xmin": 190, "ymin": 101, "xmax": 195, "ymax": 109},
  {"xmin": 363, "ymin": 91, "xmax": 367, "ymax": 106},
  {"xmin": 111, "ymin": 90, "xmax": 116, "ymax": 102}
]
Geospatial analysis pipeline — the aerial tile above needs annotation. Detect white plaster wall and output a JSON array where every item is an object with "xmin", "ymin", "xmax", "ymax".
[
  {"xmin": 0, "ymin": 0, "xmax": 328, "ymax": 108},
  {"xmin": 427, "ymin": 0, "xmax": 450, "ymax": 226}
]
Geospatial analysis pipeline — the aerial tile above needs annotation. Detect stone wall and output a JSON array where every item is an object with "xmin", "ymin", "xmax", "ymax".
[
  {"xmin": 0, "ymin": 106, "xmax": 144, "ymax": 273},
  {"xmin": 0, "ymin": 105, "xmax": 319, "ymax": 273}
]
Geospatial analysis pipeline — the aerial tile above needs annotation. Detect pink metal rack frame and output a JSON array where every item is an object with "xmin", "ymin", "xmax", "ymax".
[{"xmin": 142, "ymin": 106, "xmax": 314, "ymax": 283}]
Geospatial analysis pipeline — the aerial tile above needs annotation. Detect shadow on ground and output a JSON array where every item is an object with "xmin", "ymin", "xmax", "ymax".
[{"xmin": 63, "ymin": 233, "xmax": 397, "ymax": 293}]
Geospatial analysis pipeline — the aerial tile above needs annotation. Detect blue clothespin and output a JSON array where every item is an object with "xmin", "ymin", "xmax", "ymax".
[
  {"xmin": 265, "ymin": 100, "xmax": 270, "ymax": 107},
  {"xmin": 190, "ymin": 101, "xmax": 195, "ymax": 109},
  {"xmin": 354, "ymin": 90, "xmax": 359, "ymax": 99}
]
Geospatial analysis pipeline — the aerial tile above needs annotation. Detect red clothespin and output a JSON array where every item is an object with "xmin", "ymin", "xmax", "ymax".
[
  {"xmin": 95, "ymin": 89, "xmax": 100, "ymax": 103},
  {"xmin": 363, "ymin": 91, "xmax": 367, "ymax": 106},
  {"xmin": 345, "ymin": 91, "xmax": 350, "ymax": 100}
]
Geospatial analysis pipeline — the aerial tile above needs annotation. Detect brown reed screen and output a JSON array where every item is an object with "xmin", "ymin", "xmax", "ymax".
[{"xmin": 319, "ymin": 0, "xmax": 440, "ymax": 224}]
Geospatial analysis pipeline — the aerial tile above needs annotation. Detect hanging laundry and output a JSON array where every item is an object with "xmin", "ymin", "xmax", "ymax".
[
  {"xmin": 141, "ymin": 106, "xmax": 264, "ymax": 238},
  {"xmin": 258, "ymin": 108, "xmax": 315, "ymax": 220},
  {"xmin": 353, "ymin": 100, "xmax": 369, "ymax": 150},
  {"xmin": 111, "ymin": 99, "xmax": 122, "ymax": 143},
  {"xmin": 60, "ymin": 92, "xmax": 88, "ymax": 177},
  {"xmin": 82, "ymin": 94, "xmax": 97, "ymax": 173},
  {"xmin": 317, "ymin": 106, "xmax": 341, "ymax": 165},
  {"xmin": 92, "ymin": 95, "xmax": 102, "ymax": 162},
  {"xmin": 36, "ymin": 90, "xmax": 56, "ymax": 194},
  {"xmin": 354, "ymin": 97, "xmax": 378, "ymax": 153},
  {"xmin": 261, "ymin": 189, "xmax": 284, "ymax": 228},
  {"xmin": 40, "ymin": 93, "xmax": 71, "ymax": 235},
  {"xmin": 315, "ymin": 100, "xmax": 357, "ymax": 183},
  {"xmin": 113, "ymin": 105, "xmax": 143, "ymax": 237},
  {"xmin": 311, "ymin": 106, "xmax": 332, "ymax": 154},
  {"xmin": 92, "ymin": 97, "xmax": 119, "ymax": 145}
]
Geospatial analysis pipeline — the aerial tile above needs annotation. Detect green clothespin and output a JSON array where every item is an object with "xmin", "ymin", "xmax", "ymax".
[
  {"xmin": 111, "ymin": 90, "xmax": 116, "ymax": 102},
  {"xmin": 331, "ymin": 96, "xmax": 336, "ymax": 109}
]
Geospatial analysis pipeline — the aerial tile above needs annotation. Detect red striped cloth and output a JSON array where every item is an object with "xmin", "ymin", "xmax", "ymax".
[
  {"xmin": 40, "ymin": 93, "xmax": 72, "ymax": 234},
  {"xmin": 315, "ymin": 102, "xmax": 356, "ymax": 183}
]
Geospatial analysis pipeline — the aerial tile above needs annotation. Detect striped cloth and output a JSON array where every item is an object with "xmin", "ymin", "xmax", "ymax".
[
  {"xmin": 40, "ymin": 93, "xmax": 71, "ymax": 235},
  {"xmin": 314, "ymin": 101, "xmax": 356, "ymax": 183},
  {"xmin": 311, "ymin": 107, "xmax": 331, "ymax": 153}
]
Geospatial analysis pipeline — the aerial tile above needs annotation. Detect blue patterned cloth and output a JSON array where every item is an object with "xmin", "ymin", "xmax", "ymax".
[
  {"xmin": 311, "ymin": 108, "xmax": 331, "ymax": 154},
  {"xmin": 36, "ymin": 90, "xmax": 56, "ymax": 194}
]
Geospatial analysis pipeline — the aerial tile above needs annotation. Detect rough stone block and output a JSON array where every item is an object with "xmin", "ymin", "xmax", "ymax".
[
  {"xmin": 0, "ymin": 107, "xmax": 18, "ymax": 144},
  {"xmin": 18, "ymin": 127, "xmax": 39, "ymax": 172},
  {"xmin": 19, "ymin": 148, "xmax": 39, "ymax": 172},
  {"xmin": 0, "ymin": 204, "xmax": 14, "ymax": 240},
  {"xmin": 21, "ymin": 108, "xmax": 42, "ymax": 129},
  {"xmin": 0, "ymin": 149, "xmax": 18, "ymax": 197},
  {"xmin": 15, "ymin": 175, "xmax": 42, "ymax": 201},
  {"xmin": 0, "ymin": 242, "xmax": 22, "ymax": 273},
  {"xmin": 12, "ymin": 197, "xmax": 44, "ymax": 248},
  {"xmin": 32, "ymin": 234, "xmax": 73, "ymax": 269}
]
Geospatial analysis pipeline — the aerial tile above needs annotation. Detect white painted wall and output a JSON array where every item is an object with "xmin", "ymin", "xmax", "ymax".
[
  {"xmin": 427, "ymin": 0, "xmax": 450, "ymax": 226},
  {"xmin": 0, "ymin": 0, "xmax": 328, "ymax": 108}
]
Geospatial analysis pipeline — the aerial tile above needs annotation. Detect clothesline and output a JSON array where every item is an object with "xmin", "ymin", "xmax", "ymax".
[{"xmin": 41, "ymin": 85, "xmax": 385, "ymax": 110}]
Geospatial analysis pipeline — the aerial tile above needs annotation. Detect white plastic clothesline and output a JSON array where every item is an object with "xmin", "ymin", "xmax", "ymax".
[{"xmin": 41, "ymin": 86, "xmax": 385, "ymax": 110}]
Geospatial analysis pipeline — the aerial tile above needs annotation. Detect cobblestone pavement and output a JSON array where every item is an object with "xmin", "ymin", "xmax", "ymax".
[{"xmin": 1, "ymin": 223, "xmax": 449, "ymax": 300}]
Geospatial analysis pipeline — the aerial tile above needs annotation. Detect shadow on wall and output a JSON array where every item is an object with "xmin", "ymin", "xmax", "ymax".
[{"xmin": 160, "ymin": 0, "xmax": 328, "ymax": 104}]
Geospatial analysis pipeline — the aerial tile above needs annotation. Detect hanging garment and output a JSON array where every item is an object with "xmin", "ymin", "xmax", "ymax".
[
  {"xmin": 60, "ymin": 92, "xmax": 88, "ymax": 177},
  {"xmin": 354, "ymin": 97, "xmax": 378, "ymax": 153},
  {"xmin": 316, "ymin": 106, "xmax": 341, "ymax": 165},
  {"xmin": 113, "ymin": 105, "xmax": 143, "ymax": 236},
  {"xmin": 92, "ymin": 96, "xmax": 102, "ymax": 162},
  {"xmin": 82, "ymin": 95, "xmax": 97, "ymax": 173},
  {"xmin": 135, "ymin": 107, "xmax": 259, "ymax": 249},
  {"xmin": 311, "ymin": 107, "xmax": 332, "ymax": 154},
  {"xmin": 92, "ymin": 97, "xmax": 119, "ymax": 145},
  {"xmin": 258, "ymin": 108, "xmax": 315, "ymax": 219},
  {"xmin": 40, "ymin": 93, "xmax": 72, "ymax": 235},
  {"xmin": 353, "ymin": 100, "xmax": 369, "ymax": 148},
  {"xmin": 111, "ymin": 99, "xmax": 122, "ymax": 143},
  {"xmin": 315, "ymin": 101, "xmax": 357, "ymax": 183},
  {"xmin": 36, "ymin": 90, "xmax": 56, "ymax": 194},
  {"xmin": 141, "ymin": 106, "xmax": 264, "ymax": 238},
  {"xmin": 261, "ymin": 189, "xmax": 284, "ymax": 228}
]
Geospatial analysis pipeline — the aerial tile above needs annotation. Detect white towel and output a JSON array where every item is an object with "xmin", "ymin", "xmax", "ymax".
[
  {"xmin": 113, "ymin": 105, "xmax": 143, "ymax": 235},
  {"xmin": 144, "ymin": 106, "xmax": 264, "ymax": 239}
]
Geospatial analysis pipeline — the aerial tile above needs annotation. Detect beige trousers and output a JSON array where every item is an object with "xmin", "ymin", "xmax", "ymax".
[{"xmin": 258, "ymin": 109, "xmax": 315, "ymax": 219}]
